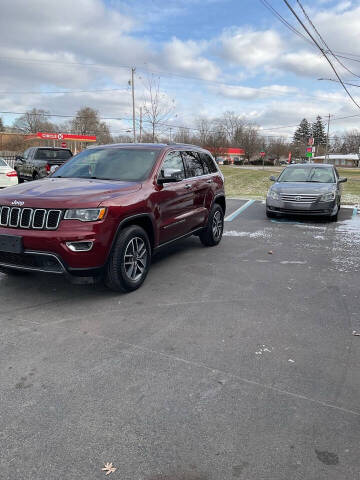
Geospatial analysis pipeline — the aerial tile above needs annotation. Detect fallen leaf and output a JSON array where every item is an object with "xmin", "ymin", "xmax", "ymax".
[
  {"xmin": 352, "ymin": 331, "xmax": 360, "ymax": 336},
  {"xmin": 268, "ymin": 250, "xmax": 273, "ymax": 255},
  {"xmin": 102, "ymin": 462, "xmax": 117, "ymax": 475}
]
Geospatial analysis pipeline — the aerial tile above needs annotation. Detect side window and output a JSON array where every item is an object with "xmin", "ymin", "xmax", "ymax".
[
  {"xmin": 200, "ymin": 153, "xmax": 218, "ymax": 174},
  {"xmin": 182, "ymin": 151, "xmax": 204, "ymax": 177},
  {"xmin": 23, "ymin": 148, "xmax": 31, "ymax": 159},
  {"xmin": 161, "ymin": 151, "xmax": 185, "ymax": 181}
]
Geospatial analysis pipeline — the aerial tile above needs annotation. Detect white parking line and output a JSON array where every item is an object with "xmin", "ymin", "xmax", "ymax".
[{"xmin": 225, "ymin": 199, "xmax": 255, "ymax": 222}]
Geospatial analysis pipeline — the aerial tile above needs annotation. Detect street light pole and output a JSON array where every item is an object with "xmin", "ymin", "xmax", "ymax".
[
  {"xmin": 325, "ymin": 113, "xmax": 331, "ymax": 162},
  {"xmin": 131, "ymin": 67, "xmax": 136, "ymax": 143}
]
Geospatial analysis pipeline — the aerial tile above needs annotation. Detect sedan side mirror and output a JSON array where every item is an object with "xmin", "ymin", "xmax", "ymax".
[
  {"xmin": 339, "ymin": 177, "xmax": 347, "ymax": 183},
  {"xmin": 158, "ymin": 168, "xmax": 183, "ymax": 184},
  {"xmin": 269, "ymin": 175, "xmax": 277, "ymax": 182}
]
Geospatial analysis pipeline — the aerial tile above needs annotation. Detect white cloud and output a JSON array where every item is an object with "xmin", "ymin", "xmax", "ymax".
[
  {"xmin": 212, "ymin": 84, "xmax": 298, "ymax": 100},
  {"xmin": 218, "ymin": 28, "xmax": 283, "ymax": 68},
  {"xmin": 162, "ymin": 38, "xmax": 220, "ymax": 81}
]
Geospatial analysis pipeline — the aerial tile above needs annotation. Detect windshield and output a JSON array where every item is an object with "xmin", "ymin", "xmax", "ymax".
[
  {"xmin": 0, "ymin": 158, "xmax": 7, "ymax": 167},
  {"xmin": 277, "ymin": 166, "xmax": 335, "ymax": 183},
  {"xmin": 35, "ymin": 149, "xmax": 72, "ymax": 160},
  {"xmin": 52, "ymin": 148, "xmax": 159, "ymax": 181}
]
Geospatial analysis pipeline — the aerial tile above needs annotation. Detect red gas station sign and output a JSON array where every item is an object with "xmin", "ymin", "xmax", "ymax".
[{"xmin": 34, "ymin": 132, "xmax": 97, "ymax": 142}]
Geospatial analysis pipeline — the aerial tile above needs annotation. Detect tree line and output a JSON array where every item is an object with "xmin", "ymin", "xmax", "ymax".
[{"xmin": 0, "ymin": 109, "xmax": 359, "ymax": 160}]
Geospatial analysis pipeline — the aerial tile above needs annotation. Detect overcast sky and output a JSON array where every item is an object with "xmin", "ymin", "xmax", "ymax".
[{"xmin": 1, "ymin": 0, "xmax": 360, "ymax": 139}]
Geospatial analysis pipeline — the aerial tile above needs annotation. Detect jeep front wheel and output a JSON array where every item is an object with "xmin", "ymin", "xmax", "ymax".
[{"xmin": 105, "ymin": 225, "xmax": 151, "ymax": 292}]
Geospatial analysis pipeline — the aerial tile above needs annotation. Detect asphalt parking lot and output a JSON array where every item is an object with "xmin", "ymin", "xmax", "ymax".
[{"xmin": 1, "ymin": 199, "xmax": 360, "ymax": 480}]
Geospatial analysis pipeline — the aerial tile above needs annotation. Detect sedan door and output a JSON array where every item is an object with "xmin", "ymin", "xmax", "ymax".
[{"xmin": 155, "ymin": 151, "xmax": 195, "ymax": 245}]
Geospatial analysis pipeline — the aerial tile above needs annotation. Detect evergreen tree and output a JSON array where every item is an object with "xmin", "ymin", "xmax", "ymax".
[
  {"xmin": 0, "ymin": 117, "xmax": 4, "ymax": 131},
  {"xmin": 312, "ymin": 115, "xmax": 326, "ymax": 146},
  {"xmin": 293, "ymin": 118, "xmax": 311, "ymax": 144}
]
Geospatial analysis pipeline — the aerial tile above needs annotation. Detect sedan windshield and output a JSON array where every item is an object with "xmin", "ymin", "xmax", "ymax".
[
  {"xmin": 52, "ymin": 148, "xmax": 159, "ymax": 181},
  {"xmin": 277, "ymin": 167, "xmax": 335, "ymax": 183}
]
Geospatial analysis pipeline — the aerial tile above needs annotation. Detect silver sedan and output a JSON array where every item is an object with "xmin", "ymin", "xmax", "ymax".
[{"xmin": 266, "ymin": 164, "xmax": 347, "ymax": 222}]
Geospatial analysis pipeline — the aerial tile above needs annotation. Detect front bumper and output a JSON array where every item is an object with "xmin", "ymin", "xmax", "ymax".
[
  {"xmin": 266, "ymin": 198, "xmax": 337, "ymax": 216},
  {"xmin": 0, "ymin": 218, "xmax": 117, "ymax": 277}
]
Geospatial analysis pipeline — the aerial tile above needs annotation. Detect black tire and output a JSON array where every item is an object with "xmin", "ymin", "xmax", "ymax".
[
  {"xmin": 104, "ymin": 225, "xmax": 151, "ymax": 292},
  {"xmin": 33, "ymin": 173, "xmax": 39, "ymax": 180},
  {"xmin": 18, "ymin": 177, "xmax": 24, "ymax": 184},
  {"xmin": 199, "ymin": 204, "xmax": 224, "ymax": 247},
  {"xmin": 330, "ymin": 213, "xmax": 338, "ymax": 222},
  {"xmin": 266, "ymin": 209, "xmax": 276, "ymax": 218}
]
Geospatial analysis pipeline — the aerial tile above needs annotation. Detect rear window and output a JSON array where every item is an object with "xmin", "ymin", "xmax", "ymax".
[
  {"xmin": 35, "ymin": 149, "xmax": 72, "ymax": 160},
  {"xmin": 0, "ymin": 158, "xmax": 7, "ymax": 167},
  {"xmin": 182, "ymin": 151, "xmax": 204, "ymax": 177},
  {"xmin": 200, "ymin": 153, "xmax": 218, "ymax": 174}
]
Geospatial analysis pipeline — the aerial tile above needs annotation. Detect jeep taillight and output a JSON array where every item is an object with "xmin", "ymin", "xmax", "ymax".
[
  {"xmin": 6, "ymin": 170, "xmax": 17, "ymax": 177},
  {"xmin": 45, "ymin": 164, "xmax": 50, "ymax": 172}
]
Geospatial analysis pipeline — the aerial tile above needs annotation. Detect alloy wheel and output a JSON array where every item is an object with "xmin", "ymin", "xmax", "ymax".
[
  {"xmin": 123, "ymin": 236, "xmax": 148, "ymax": 281},
  {"xmin": 212, "ymin": 210, "xmax": 223, "ymax": 241}
]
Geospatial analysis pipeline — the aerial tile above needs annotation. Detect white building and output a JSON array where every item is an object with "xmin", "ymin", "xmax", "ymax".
[{"xmin": 313, "ymin": 154, "xmax": 360, "ymax": 168}]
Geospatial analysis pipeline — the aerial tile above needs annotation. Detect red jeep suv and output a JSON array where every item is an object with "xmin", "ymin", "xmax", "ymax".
[{"xmin": 0, "ymin": 144, "xmax": 225, "ymax": 292}]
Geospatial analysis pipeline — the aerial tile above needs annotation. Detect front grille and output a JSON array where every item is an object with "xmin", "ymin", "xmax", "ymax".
[
  {"xmin": 0, "ymin": 206, "xmax": 62, "ymax": 230},
  {"xmin": 280, "ymin": 193, "xmax": 319, "ymax": 203},
  {"xmin": 273, "ymin": 207, "xmax": 329, "ymax": 214},
  {"xmin": 0, "ymin": 251, "xmax": 64, "ymax": 273}
]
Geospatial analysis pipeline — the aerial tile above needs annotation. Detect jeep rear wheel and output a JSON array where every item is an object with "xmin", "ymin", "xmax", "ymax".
[
  {"xmin": 199, "ymin": 204, "xmax": 224, "ymax": 247},
  {"xmin": 105, "ymin": 225, "xmax": 151, "ymax": 292}
]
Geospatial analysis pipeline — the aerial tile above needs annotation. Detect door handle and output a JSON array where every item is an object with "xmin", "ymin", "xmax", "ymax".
[{"xmin": 184, "ymin": 184, "xmax": 192, "ymax": 189}]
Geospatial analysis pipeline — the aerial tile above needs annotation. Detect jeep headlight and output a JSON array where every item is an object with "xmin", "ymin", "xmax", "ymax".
[
  {"xmin": 320, "ymin": 192, "xmax": 336, "ymax": 202},
  {"xmin": 64, "ymin": 208, "xmax": 106, "ymax": 222},
  {"xmin": 268, "ymin": 189, "xmax": 280, "ymax": 200}
]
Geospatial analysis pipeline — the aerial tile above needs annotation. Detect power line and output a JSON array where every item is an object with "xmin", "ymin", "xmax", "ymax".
[
  {"xmin": 296, "ymin": 0, "xmax": 360, "ymax": 80},
  {"xmin": 282, "ymin": 0, "xmax": 360, "ymax": 111},
  {"xmin": 258, "ymin": 0, "xmax": 360, "ymax": 67}
]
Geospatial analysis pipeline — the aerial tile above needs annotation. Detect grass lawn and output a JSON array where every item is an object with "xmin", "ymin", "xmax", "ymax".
[{"xmin": 221, "ymin": 166, "xmax": 360, "ymax": 205}]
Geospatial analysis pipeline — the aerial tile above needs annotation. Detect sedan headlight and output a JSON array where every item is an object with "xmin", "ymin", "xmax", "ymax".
[
  {"xmin": 320, "ymin": 192, "xmax": 336, "ymax": 202},
  {"xmin": 268, "ymin": 189, "xmax": 280, "ymax": 200},
  {"xmin": 64, "ymin": 208, "xmax": 106, "ymax": 222}
]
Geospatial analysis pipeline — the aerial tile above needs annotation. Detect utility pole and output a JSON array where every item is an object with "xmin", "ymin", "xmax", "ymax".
[
  {"xmin": 131, "ymin": 67, "xmax": 136, "ymax": 143},
  {"xmin": 325, "ymin": 113, "xmax": 330, "ymax": 162},
  {"xmin": 139, "ymin": 106, "xmax": 142, "ymax": 143}
]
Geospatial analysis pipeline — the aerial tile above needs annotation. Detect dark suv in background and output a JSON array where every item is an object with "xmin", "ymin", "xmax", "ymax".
[
  {"xmin": 0, "ymin": 144, "xmax": 225, "ymax": 292},
  {"xmin": 15, "ymin": 146, "xmax": 73, "ymax": 182}
]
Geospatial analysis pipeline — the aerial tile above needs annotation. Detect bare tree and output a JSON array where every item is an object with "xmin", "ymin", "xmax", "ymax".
[
  {"xmin": 238, "ymin": 124, "xmax": 261, "ymax": 162},
  {"xmin": 195, "ymin": 117, "xmax": 213, "ymax": 147},
  {"xmin": 216, "ymin": 111, "xmax": 245, "ymax": 144},
  {"xmin": 173, "ymin": 127, "xmax": 193, "ymax": 144},
  {"xmin": 13, "ymin": 108, "xmax": 57, "ymax": 133},
  {"xmin": 71, "ymin": 107, "xmax": 112, "ymax": 144},
  {"xmin": 142, "ymin": 75, "xmax": 176, "ymax": 142},
  {"xmin": 341, "ymin": 129, "xmax": 360, "ymax": 154},
  {"xmin": 267, "ymin": 137, "xmax": 289, "ymax": 164}
]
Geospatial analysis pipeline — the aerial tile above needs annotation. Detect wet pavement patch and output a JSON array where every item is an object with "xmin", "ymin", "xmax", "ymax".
[{"xmin": 315, "ymin": 449, "xmax": 339, "ymax": 466}]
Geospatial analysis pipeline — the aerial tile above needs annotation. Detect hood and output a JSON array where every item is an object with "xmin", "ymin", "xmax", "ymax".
[
  {"xmin": 272, "ymin": 182, "xmax": 335, "ymax": 195},
  {"xmin": 0, "ymin": 177, "xmax": 142, "ymax": 208}
]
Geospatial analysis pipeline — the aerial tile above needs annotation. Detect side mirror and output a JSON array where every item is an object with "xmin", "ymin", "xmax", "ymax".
[
  {"xmin": 158, "ymin": 168, "xmax": 183, "ymax": 184},
  {"xmin": 15, "ymin": 155, "xmax": 24, "ymax": 162},
  {"xmin": 269, "ymin": 175, "xmax": 277, "ymax": 182},
  {"xmin": 339, "ymin": 177, "xmax": 347, "ymax": 183}
]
